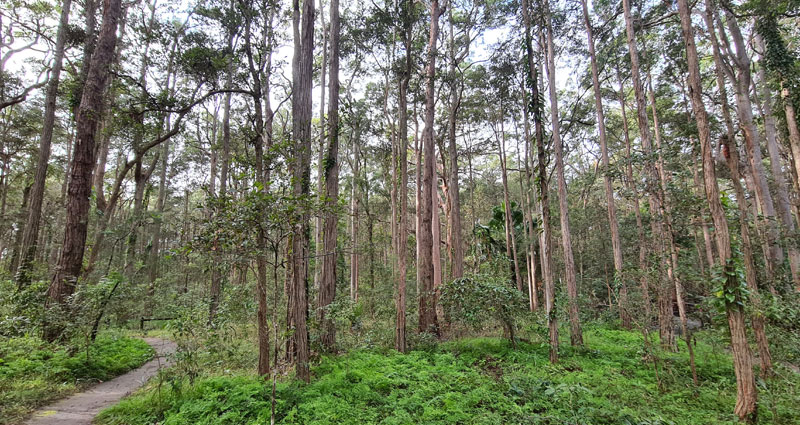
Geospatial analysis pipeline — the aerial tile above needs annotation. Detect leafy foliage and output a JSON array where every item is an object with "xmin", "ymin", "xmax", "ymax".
[{"xmin": 96, "ymin": 328, "xmax": 800, "ymax": 425}]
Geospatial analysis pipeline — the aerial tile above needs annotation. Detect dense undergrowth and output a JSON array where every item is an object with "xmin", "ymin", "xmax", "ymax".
[
  {"xmin": 97, "ymin": 327, "xmax": 800, "ymax": 425},
  {"xmin": 0, "ymin": 331, "xmax": 154, "ymax": 424}
]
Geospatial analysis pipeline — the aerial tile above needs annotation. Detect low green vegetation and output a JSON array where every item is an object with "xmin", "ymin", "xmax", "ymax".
[
  {"xmin": 0, "ymin": 332, "xmax": 154, "ymax": 424},
  {"xmin": 97, "ymin": 327, "xmax": 800, "ymax": 425}
]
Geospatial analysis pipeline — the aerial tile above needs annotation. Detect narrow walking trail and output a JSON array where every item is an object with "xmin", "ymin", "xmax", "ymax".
[{"xmin": 25, "ymin": 337, "xmax": 176, "ymax": 425}]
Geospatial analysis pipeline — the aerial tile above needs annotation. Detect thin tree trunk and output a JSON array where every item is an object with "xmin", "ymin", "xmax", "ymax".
[
  {"xmin": 350, "ymin": 137, "xmax": 360, "ymax": 302},
  {"xmin": 318, "ymin": 0, "xmax": 340, "ymax": 352},
  {"xmin": 15, "ymin": 0, "xmax": 72, "ymax": 288},
  {"xmin": 623, "ymin": 0, "xmax": 668, "ymax": 342},
  {"xmin": 616, "ymin": 78, "xmax": 651, "ymax": 320},
  {"xmin": 314, "ymin": 0, "xmax": 328, "ymax": 291},
  {"xmin": 520, "ymin": 0, "xmax": 556, "ymax": 362},
  {"xmin": 394, "ymin": 0, "xmax": 412, "ymax": 353},
  {"xmin": 545, "ymin": 0, "xmax": 582, "ymax": 346},
  {"xmin": 580, "ymin": 0, "xmax": 627, "ymax": 328}
]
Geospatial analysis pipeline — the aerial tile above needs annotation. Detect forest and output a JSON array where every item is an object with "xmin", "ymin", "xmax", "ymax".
[{"xmin": 1, "ymin": 0, "xmax": 800, "ymax": 423}]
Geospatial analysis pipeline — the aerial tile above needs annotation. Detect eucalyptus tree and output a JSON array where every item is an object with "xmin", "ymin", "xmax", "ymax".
[
  {"xmin": 676, "ymin": 0, "xmax": 757, "ymax": 418},
  {"xmin": 45, "ymin": 0, "xmax": 124, "ymax": 342}
]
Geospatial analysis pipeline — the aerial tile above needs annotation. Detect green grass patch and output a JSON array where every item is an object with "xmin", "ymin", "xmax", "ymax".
[
  {"xmin": 0, "ymin": 332, "xmax": 154, "ymax": 424},
  {"xmin": 97, "ymin": 327, "xmax": 800, "ymax": 425}
]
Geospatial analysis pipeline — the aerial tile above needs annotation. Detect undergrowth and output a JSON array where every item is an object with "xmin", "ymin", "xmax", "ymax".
[
  {"xmin": 0, "ymin": 331, "xmax": 154, "ymax": 424},
  {"xmin": 97, "ymin": 327, "xmax": 800, "ymax": 425}
]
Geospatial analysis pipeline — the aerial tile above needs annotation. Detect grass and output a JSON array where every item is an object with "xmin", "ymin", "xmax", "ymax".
[
  {"xmin": 96, "ymin": 327, "xmax": 800, "ymax": 425},
  {"xmin": 0, "ymin": 331, "xmax": 154, "ymax": 424}
]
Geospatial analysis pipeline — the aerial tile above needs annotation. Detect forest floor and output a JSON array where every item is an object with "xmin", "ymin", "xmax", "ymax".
[
  {"xmin": 0, "ymin": 332, "xmax": 157, "ymax": 425},
  {"xmin": 12, "ymin": 338, "xmax": 174, "ymax": 425},
  {"xmin": 95, "ymin": 327, "xmax": 800, "ymax": 425}
]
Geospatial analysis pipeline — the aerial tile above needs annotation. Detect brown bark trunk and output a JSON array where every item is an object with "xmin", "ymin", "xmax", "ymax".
[
  {"xmin": 418, "ymin": 0, "xmax": 440, "ymax": 337},
  {"xmin": 314, "ymin": 0, "xmax": 328, "ymax": 291},
  {"xmin": 15, "ymin": 0, "xmax": 72, "ymax": 288},
  {"xmin": 580, "ymin": 0, "xmax": 627, "ymax": 328},
  {"xmin": 677, "ymin": 0, "xmax": 757, "ymax": 419},
  {"xmin": 318, "ymin": 0, "xmax": 340, "ymax": 352},
  {"xmin": 45, "ymin": 0, "xmax": 122, "ymax": 342},
  {"xmin": 289, "ymin": 0, "xmax": 314, "ymax": 382},
  {"xmin": 446, "ymin": 5, "xmax": 463, "ymax": 281},
  {"xmin": 721, "ymin": 11, "xmax": 784, "ymax": 276},
  {"xmin": 394, "ymin": 1, "xmax": 411, "ymax": 353},
  {"xmin": 617, "ymin": 78, "xmax": 651, "ymax": 320}
]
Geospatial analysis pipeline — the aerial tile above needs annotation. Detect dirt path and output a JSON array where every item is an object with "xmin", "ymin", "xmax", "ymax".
[{"xmin": 25, "ymin": 337, "xmax": 177, "ymax": 425}]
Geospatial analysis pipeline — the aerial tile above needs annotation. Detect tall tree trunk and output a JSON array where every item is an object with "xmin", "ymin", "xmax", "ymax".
[
  {"xmin": 446, "ymin": 4, "xmax": 463, "ymax": 281},
  {"xmin": 521, "ymin": 0, "xmax": 557, "ymax": 362},
  {"xmin": 15, "ymin": 0, "xmax": 72, "ymax": 288},
  {"xmin": 209, "ymin": 24, "xmax": 236, "ymax": 323},
  {"xmin": 497, "ymin": 114, "xmax": 522, "ymax": 290},
  {"xmin": 545, "ymin": 0, "xmax": 582, "ymax": 346},
  {"xmin": 350, "ymin": 137, "xmax": 360, "ymax": 302},
  {"xmin": 314, "ymin": 0, "xmax": 328, "ymax": 291},
  {"xmin": 677, "ymin": 0, "xmax": 758, "ymax": 419},
  {"xmin": 623, "ymin": 0, "xmax": 668, "ymax": 343},
  {"xmin": 242, "ymin": 0, "xmax": 273, "ymax": 376},
  {"xmin": 579, "ymin": 0, "xmax": 627, "ymax": 328},
  {"xmin": 616, "ymin": 78, "xmax": 651, "ymax": 321},
  {"xmin": 720, "ymin": 11, "xmax": 784, "ymax": 278},
  {"xmin": 289, "ymin": 0, "xmax": 314, "ymax": 382},
  {"xmin": 45, "ymin": 0, "xmax": 123, "ymax": 342},
  {"xmin": 418, "ymin": 0, "xmax": 440, "ymax": 336},
  {"xmin": 394, "ymin": 0, "xmax": 412, "ymax": 353},
  {"xmin": 318, "ymin": 0, "xmax": 340, "ymax": 352}
]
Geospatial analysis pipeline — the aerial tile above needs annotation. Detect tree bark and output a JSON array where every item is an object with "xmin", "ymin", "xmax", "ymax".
[
  {"xmin": 394, "ymin": 0, "xmax": 412, "ymax": 353},
  {"xmin": 579, "ymin": 0, "xmax": 627, "ymax": 328},
  {"xmin": 721, "ymin": 11, "xmax": 784, "ymax": 278},
  {"xmin": 677, "ymin": 0, "xmax": 758, "ymax": 419},
  {"xmin": 290, "ymin": 0, "xmax": 314, "ymax": 382},
  {"xmin": 15, "ymin": 0, "xmax": 72, "ymax": 289},
  {"xmin": 417, "ymin": 0, "xmax": 440, "ymax": 337},
  {"xmin": 520, "ymin": 0, "xmax": 557, "ymax": 363},
  {"xmin": 45, "ymin": 0, "xmax": 123, "ymax": 342},
  {"xmin": 318, "ymin": 0, "xmax": 340, "ymax": 352},
  {"xmin": 545, "ymin": 0, "xmax": 582, "ymax": 346}
]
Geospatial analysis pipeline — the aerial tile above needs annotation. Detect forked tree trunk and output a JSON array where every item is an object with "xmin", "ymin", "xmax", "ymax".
[
  {"xmin": 677, "ymin": 0, "xmax": 757, "ymax": 419},
  {"xmin": 417, "ymin": 0, "xmax": 440, "ymax": 336}
]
